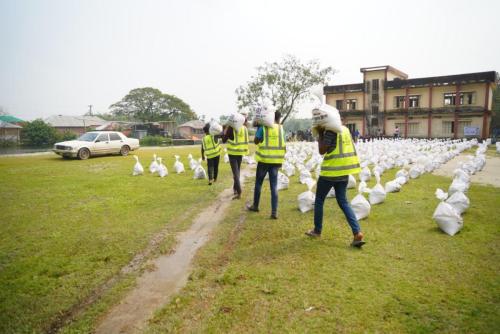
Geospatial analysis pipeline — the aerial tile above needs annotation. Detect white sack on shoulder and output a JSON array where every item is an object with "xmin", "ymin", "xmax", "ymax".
[
  {"xmin": 311, "ymin": 104, "xmax": 342, "ymax": 133},
  {"xmin": 209, "ymin": 120, "xmax": 223, "ymax": 135},
  {"xmin": 226, "ymin": 112, "xmax": 245, "ymax": 132},
  {"xmin": 253, "ymin": 104, "xmax": 275, "ymax": 127}
]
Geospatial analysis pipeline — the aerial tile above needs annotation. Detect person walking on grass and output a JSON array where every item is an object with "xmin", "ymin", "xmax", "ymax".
[
  {"xmin": 246, "ymin": 111, "xmax": 286, "ymax": 219},
  {"xmin": 201, "ymin": 123, "xmax": 221, "ymax": 185},
  {"xmin": 222, "ymin": 112, "xmax": 249, "ymax": 199},
  {"xmin": 305, "ymin": 124, "xmax": 365, "ymax": 248}
]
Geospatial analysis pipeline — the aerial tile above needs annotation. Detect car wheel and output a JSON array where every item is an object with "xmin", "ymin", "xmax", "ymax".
[
  {"xmin": 78, "ymin": 148, "xmax": 90, "ymax": 160},
  {"xmin": 120, "ymin": 145, "xmax": 130, "ymax": 156}
]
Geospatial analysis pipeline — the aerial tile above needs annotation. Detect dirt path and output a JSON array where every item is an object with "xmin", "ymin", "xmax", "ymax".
[
  {"xmin": 94, "ymin": 167, "xmax": 254, "ymax": 334},
  {"xmin": 433, "ymin": 153, "xmax": 500, "ymax": 187}
]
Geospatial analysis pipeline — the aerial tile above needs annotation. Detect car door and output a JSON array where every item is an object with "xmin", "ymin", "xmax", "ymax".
[
  {"xmin": 109, "ymin": 132, "xmax": 124, "ymax": 153},
  {"xmin": 93, "ymin": 133, "xmax": 110, "ymax": 155}
]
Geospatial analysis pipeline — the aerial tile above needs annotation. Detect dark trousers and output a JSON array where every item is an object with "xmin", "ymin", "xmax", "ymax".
[
  {"xmin": 253, "ymin": 162, "xmax": 279, "ymax": 214},
  {"xmin": 314, "ymin": 177, "xmax": 361, "ymax": 235},
  {"xmin": 229, "ymin": 155, "xmax": 242, "ymax": 194},
  {"xmin": 207, "ymin": 156, "xmax": 220, "ymax": 181}
]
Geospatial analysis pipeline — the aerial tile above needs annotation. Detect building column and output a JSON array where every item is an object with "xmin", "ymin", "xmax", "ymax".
[
  {"xmin": 343, "ymin": 91, "xmax": 346, "ymax": 110},
  {"xmin": 483, "ymin": 82, "xmax": 490, "ymax": 139},
  {"xmin": 404, "ymin": 87, "xmax": 409, "ymax": 138},
  {"xmin": 454, "ymin": 84, "xmax": 460, "ymax": 139},
  {"xmin": 362, "ymin": 116, "xmax": 366, "ymax": 136},
  {"xmin": 428, "ymin": 86, "xmax": 433, "ymax": 138}
]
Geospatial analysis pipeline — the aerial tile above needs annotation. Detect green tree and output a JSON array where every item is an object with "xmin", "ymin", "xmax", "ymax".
[
  {"xmin": 21, "ymin": 119, "xmax": 58, "ymax": 146},
  {"xmin": 109, "ymin": 87, "xmax": 197, "ymax": 123},
  {"xmin": 236, "ymin": 55, "xmax": 334, "ymax": 124}
]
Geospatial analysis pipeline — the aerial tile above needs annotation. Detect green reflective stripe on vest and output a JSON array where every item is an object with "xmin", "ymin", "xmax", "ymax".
[
  {"xmin": 320, "ymin": 126, "xmax": 361, "ymax": 177},
  {"xmin": 203, "ymin": 135, "xmax": 221, "ymax": 159},
  {"xmin": 255, "ymin": 124, "xmax": 286, "ymax": 164},
  {"xmin": 227, "ymin": 127, "xmax": 249, "ymax": 156}
]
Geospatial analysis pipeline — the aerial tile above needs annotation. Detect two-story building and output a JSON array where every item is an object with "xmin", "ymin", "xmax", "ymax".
[{"xmin": 324, "ymin": 65, "xmax": 498, "ymax": 139}]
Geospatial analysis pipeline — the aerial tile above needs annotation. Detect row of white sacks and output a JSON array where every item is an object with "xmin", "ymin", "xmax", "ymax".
[
  {"xmin": 432, "ymin": 143, "xmax": 488, "ymax": 235},
  {"xmin": 285, "ymin": 138, "xmax": 486, "ymax": 237},
  {"xmin": 133, "ymin": 154, "xmax": 208, "ymax": 179}
]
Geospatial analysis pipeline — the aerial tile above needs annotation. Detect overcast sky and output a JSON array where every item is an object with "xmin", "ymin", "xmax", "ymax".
[{"xmin": 1, "ymin": 0, "xmax": 499, "ymax": 121}]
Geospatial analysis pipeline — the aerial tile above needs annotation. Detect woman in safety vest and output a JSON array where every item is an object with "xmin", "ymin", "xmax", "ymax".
[
  {"xmin": 305, "ymin": 126, "xmax": 365, "ymax": 248},
  {"xmin": 201, "ymin": 123, "xmax": 222, "ymax": 185},
  {"xmin": 222, "ymin": 114, "xmax": 249, "ymax": 199},
  {"xmin": 246, "ymin": 111, "xmax": 286, "ymax": 219}
]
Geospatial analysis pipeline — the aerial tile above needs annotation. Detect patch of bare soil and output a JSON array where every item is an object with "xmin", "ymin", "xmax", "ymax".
[
  {"xmin": 94, "ymin": 168, "xmax": 254, "ymax": 334},
  {"xmin": 433, "ymin": 154, "xmax": 500, "ymax": 187}
]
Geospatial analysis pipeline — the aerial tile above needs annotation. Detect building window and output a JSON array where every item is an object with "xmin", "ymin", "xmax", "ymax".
[
  {"xmin": 365, "ymin": 81, "xmax": 370, "ymax": 93},
  {"xmin": 372, "ymin": 79, "xmax": 379, "ymax": 92},
  {"xmin": 408, "ymin": 123, "xmax": 419, "ymax": 135},
  {"xmin": 444, "ymin": 93, "xmax": 456, "ymax": 106},
  {"xmin": 346, "ymin": 99, "xmax": 357, "ymax": 110},
  {"xmin": 458, "ymin": 120, "xmax": 472, "ymax": 136},
  {"xmin": 394, "ymin": 96, "xmax": 405, "ymax": 108},
  {"xmin": 336, "ymin": 100, "xmax": 343, "ymax": 110},
  {"xmin": 408, "ymin": 95, "xmax": 420, "ymax": 108},
  {"xmin": 442, "ymin": 121, "xmax": 454, "ymax": 134},
  {"xmin": 372, "ymin": 93, "xmax": 379, "ymax": 103},
  {"xmin": 372, "ymin": 106, "xmax": 379, "ymax": 115}
]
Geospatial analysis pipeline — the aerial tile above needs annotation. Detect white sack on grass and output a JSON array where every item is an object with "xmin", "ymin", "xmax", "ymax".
[
  {"xmin": 351, "ymin": 183, "xmax": 371, "ymax": 220},
  {"xmin": 433, "ymin": 188, "xmax": 463, "ymax": 236},
  {"xmin": 347, "ymin": 174, "xmax": 357, "ymax": 189},
  {"xmin": 277, "ymin": 172, "xmax": 289, "ymax": 191},
  {"xmin": 409, "ymin": 166, "xmax": 422, "ymax": 179},
  {"xmin": 157, "ymin": 158, "xmax": 168, "ymax": 178},
  {"xmin": 193, "ymin": 159, "xmax": 207, "ymax": 179},
  {"xmin": 149, "ymin": 154, "xmax": 159, "ymax": 174},
  {"xmin": 385, "ymin": 180, "xmax": 401, "ymax": 193},
  {"xmin": 283, "ymin": 162, "xmax": 295, "ymax": 177},
  {"xmin": 243, "ymin": 155, "xmax": 256, "ymax": 165},
  {"xmin": 189, "ymin": 157, "xmax": 198, "ymax": 170},
  {"xmin": 396, "ymin": 169, "xmax": 409, "ymax": 180},
  {"xmin": 446, "ymin": 191, "xmax": 470, "ymax": 214},
  {"xmin": 253, "ymin": 103, "xmax": 275, "ymax": 127},
  {"xmin": 326, "ymin": 187, "xmax": 336, "ymax": 198},
  {"xmin": 132, "ymin": 155, "xmax": 144, "ymax": 176},
  {"xmin": 298, "ymin": 179, "xmax": 316, "ymax": 213},
  {"xmin": 226, "ymin": 112, "xmax": 245, "ymax": 132},
  {"xmin": 311, "ymin": 104, "xmax": 342, "ymax": 133},
  {"xmin": 173, "ymin": 155, "xmax": 185, "ymax": 174},
  {"xmin": 369, "ymin": 173, "xmax": 386, "ymax": 205},
  {"xmin": 395, "ymin": 176, "xmax": 407, "ymax": 185},
  {"xmin": 300, "ymin": 169, "xmax": 312, "ymax": 184},
  {"xmin": 224, "ymin": 150, "xmax": 229, "ymax": 163},
  {"xmin": 453, "ymin": 168, "xmax": 470, "ymax": 184},
  {"xmin": 496, "ymin": 142, "xmax": 500, "ymax": 154},
  {"xmin": 448, "ymin": 178, "xmax": 469, "ymax": 195},
  {"xmin": 359, "ymin": 166, "xmax": 371, "ymax": 182},
  {"xmin": 209, "ymin": 120, "xmax": 223, "ymax": 135}
]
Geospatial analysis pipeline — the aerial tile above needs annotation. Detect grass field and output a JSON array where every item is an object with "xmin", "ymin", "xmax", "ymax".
[
  {"xmin": 0, "ymin": 147, "xmax": 233, "ymax": 333},
  {"xmin": 2, "ymin": 147, "xmax": 500, "ymax": 333},
  {"xmin": 146, "ymin": 166, "xmax": 500, "ymax": 333}
]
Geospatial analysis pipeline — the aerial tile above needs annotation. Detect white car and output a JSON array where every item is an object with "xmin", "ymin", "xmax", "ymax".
[{"xmin": 53, "ymin": 131, "xmax": 140, "ymax": 160}]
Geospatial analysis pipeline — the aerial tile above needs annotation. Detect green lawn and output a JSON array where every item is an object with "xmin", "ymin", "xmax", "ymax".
[
  {"xmin": 146, "ymin": 167, "xmax": 500, "ymax": 333},
  {"xmin": 0, "ymin": 147, "xmax": 233, "ymax": 333}
]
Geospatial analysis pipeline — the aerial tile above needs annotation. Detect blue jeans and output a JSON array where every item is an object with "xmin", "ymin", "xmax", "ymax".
[
  {"xmin": 253, "ymin": 163, "xmax": 279, "ymax": 214},
  {"xmin": 313, "ymin": 177, "xmax": 361, "ymax": 235}
]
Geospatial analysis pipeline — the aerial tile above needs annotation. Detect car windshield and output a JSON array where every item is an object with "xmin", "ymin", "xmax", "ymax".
[{"xmin": 77, "ymin": 133, "xmax": 99, "ymax": 142}]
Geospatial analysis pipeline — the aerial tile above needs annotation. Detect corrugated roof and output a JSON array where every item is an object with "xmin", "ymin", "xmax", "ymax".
[
  {"xmin": 177, "ymin": 120, "xmax": 205, "ymax": 129},
  {"xmin": 45, "ymin": 115, "xmax": 107, "ymax": 127},
  {"xmin": 0, "ymin": 115, "xmax": 24, "ymax": 123},
  {"xmin": 0, "ymin": 121, "xmax": 22, "ymax": 129}
]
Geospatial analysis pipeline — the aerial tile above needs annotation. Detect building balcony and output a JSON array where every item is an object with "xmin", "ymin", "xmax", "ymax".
[{"xmin": 340, "ymin": 106, "xmax": 486, "ymax": 117}]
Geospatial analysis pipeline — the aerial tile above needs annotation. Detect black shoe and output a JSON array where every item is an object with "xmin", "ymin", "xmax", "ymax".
[
  {"xmin": 270, "ymin": 213, "xmax": 278, "ymax": 219},
  {"xmin": 246, "ymin": 203, "xmax": 259, "ymax": 212},
  {"xmin": 232, "ymin": 194, "xmax": 241, "ymax": 200},
  {"xmin": 305, "ymin": 229, "xmax": 321, "ymax": 238}
]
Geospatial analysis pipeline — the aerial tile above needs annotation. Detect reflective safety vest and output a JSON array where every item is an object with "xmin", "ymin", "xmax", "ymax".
[
  {"xmin": 320, "ymin": 126, "xmax": 361, "ymax": 177},
  {"xmin": 226, "ymin": 126, "xmax": 249, "ymax": 156},
  {"xmin": 202, "ymin": 134, "xmax": 221, "ymax": 159},
  {"xmin": 255, "ymin": 124, "xmax": 286, "ymax": 164}
]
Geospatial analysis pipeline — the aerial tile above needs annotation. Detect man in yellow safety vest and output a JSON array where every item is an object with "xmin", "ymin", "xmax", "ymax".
[
  {"xmin": 201, "ymin": 123, "xmax": 222, "ymax": 185},
  {"xmin": 305, "ymin": 125, "xmax": 366, "ymax": 248},
  {"xmin": 222, "ymin": 114, "xmax": 249, "ymax": 199},
  {"xmin": 246, "ymin": 111, "xmax": 286, "ymax": 219}
]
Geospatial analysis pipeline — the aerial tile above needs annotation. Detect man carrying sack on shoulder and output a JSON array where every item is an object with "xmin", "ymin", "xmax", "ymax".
[
  {"xmin": 222, "ymin": 112, "xmax": 249, "ymax": 200},
  {"xmin": 246, "ymin": 108, "xmax": 286, "ymax": 220},
  {"xmin": 306, "ymin": 104, "xmax": 365, "ymax": 248}
]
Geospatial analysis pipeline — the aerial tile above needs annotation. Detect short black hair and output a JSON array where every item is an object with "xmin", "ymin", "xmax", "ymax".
[
  {"xmin": 203, "ymin": 123, "xmax": 210, "ymax": 134},
  {"xmin": 275, "ymin": 111, "xmax": 281, "ymax": 123}
]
